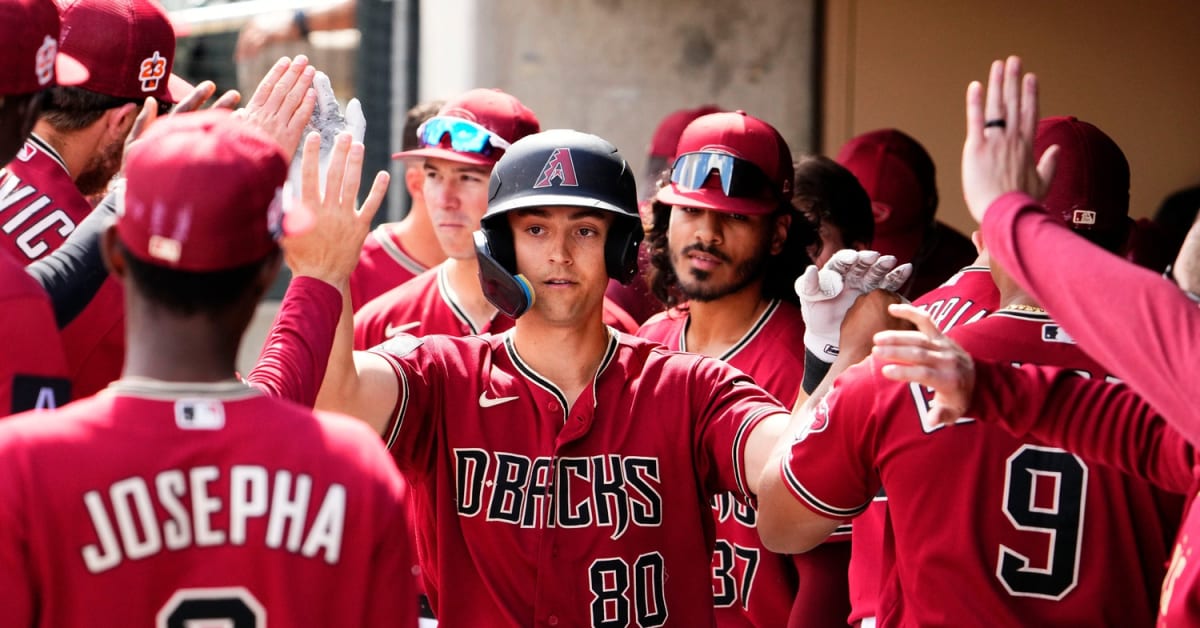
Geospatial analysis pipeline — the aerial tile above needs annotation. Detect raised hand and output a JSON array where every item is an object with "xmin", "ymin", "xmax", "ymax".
[
  {"xmin": 872, "ymin": 303, "xmax": 976, "ymax": 429},
  {"xmin": 234, "ymin": 55, "xmax": 318, "ymax": 161},
  {"xmin": 281, "ymin": 131, "xmax": 389, "ymax": 290},
  {"xmin": 961, "ymin": 55, "xmax": 1059, "ymax": 224}
]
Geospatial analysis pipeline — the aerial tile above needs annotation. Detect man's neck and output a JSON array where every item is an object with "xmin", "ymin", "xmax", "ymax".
[
  {"xmin": 443, "ymin": 256, "xmax": 496, "ymax": 329},
  {"xmin": 32, "ymin": 121, "xmax": 95, "ymax": 182},
  {"xmin": 511, "ymin": 313, "xmax": 611, "ymax": 411},
  {"xmin": 992, "ymin": 266, "xmax": 1042, "ymax": 312},
  {"xmin": 683, "ymin": 283, "xmax": 770, "ymax": 358},
  {"xmin": 122, "ymin": 308, "xmax": 244, "ymax": 383},
  {"xmin": 390, "ymin": 202, "xmax": 446, "ymax": 268}
]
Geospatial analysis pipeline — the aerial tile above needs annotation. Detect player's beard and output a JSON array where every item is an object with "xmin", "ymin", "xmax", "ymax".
[
  {"xmin": 674, "ymin": 241, "xmax": 771, "ymax": 303},
  {"xmin": 74, "ymin": 137, "xmax": 124, "ymax": 197}
]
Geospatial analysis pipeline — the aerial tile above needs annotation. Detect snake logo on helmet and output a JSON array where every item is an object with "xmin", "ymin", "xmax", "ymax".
[{"xmin": 474, "ymin": 129, "xmax": 643, "ymax": 318}]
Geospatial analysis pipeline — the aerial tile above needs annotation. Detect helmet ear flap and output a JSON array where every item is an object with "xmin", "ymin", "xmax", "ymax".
[
  {"xmin": 473, "ymin": 229, "xmax": 533, "ymax": 318},
  {"xmin": 605, "ymin": 217, "xmax": 645, "ymax": 284}
]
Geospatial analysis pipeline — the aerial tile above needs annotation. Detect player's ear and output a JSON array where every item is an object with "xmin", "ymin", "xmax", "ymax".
[
  {"xmin": 100, "ymin": 223, "xmax": 125, "ymax": 279},
  {"xmin": 404, "ymin": 162, "xmax": 424, "ymax": 198},
  {"xmin": 104, "ymin": 102, "xmax": 140, "ymax": 143},
  {"xmin": 770, "ymin": 211, "xmax": 792, "ymax": 256}
]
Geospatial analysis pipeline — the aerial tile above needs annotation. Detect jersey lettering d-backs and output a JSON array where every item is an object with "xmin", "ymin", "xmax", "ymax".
[
  {"xmin": 0, "ymin": 135, "xmax": 125, "ymax": 397},
  {"xmin": 848, "ymin": 264, "xmax": 1000, "ymax": 625},
  {"xmin": 639, "ymin": 299, "xmax": 851, "ymax": 628},
  {"xmin": 370, "ymin": 330, "xmax": 786, "ymax": 626},
  {"xmin": 0, "ymin": 254, "xmax": 69, "ymax": 416},
  {"xmin": 349, "ymin": 224, "xmax": 430, "ymax": 312},
  {"xmin": 0, "ymin": 380, "xmax": 417, "ymax": 626},
  {"xmin": 783, "ymin": 308, "xmax": 1182, "ymax": 626}
]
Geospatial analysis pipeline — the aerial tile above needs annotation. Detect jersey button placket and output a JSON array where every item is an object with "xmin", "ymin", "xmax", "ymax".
[{"xmin": 547, "ymin": 615, "xmax": 559, "ymax": 626}]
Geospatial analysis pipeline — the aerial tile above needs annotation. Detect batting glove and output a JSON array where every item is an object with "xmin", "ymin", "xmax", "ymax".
[
  {"xmin": 797, "ymin": 249, "xmax": 913, "ymax": 362},
  {"xmin": 287, "ymin": 71, "xmax": 367, "ymax": 195}
]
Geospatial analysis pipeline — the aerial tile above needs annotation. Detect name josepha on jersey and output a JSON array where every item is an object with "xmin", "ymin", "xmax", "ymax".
[
  {"xmin": 455, "ymin": 449, "xmax": 663, "ymax": 540},
  {"xmin": 81, "ymin": 464, "xmax": 347, "ymax": 574}
]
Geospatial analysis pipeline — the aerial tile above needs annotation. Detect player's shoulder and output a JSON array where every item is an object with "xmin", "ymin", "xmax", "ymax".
[
  {"xmin": 749, "ymin": 299, "xmax": 806, "ymax": 345},
  {"xmin": 0, "ymin": 254, "xmax": 45, "ymax": 300},
  {"xmin": 634, "ymin": 307, "xmax": 686, "ymax": 344},
  {"xmin": 357, "ymin": 266, "xmax": 440, "ymax": 319},
  {"xmin": 371, "ymin": 328, "xmax": 498, "ymax": 362},
  {"xmin": 0, "ymin": 393, "xmax": 117, "ymax": 449}
]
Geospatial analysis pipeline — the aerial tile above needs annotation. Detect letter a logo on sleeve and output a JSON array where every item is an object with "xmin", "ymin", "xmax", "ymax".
[{"xmin": 533, "ymin": 148, "xmax": 578, "ymax": 188}]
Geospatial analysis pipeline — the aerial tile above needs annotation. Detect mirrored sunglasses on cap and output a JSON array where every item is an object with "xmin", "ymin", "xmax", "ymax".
[
  {"xmin": 417, "ymin": 116, "xmax": 511, "ymax": 155},
  {"xmin": 669, "ymin": 150, "xmax": 778, "ymax": 199}
]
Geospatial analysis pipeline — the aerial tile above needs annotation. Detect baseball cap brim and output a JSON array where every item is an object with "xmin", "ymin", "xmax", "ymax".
[
  {"xmin": 392, "ymin": 146, "xmax": 495, "ymax": 167},
  {"xmin": 655, "ymin": 183, "xmax": 777, "ymax": 216},
  {"xmin": 55, "ymin": 52, "xmax": 89, "ymax": 87}
]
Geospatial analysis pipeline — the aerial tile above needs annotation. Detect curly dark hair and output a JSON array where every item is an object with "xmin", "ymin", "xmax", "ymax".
[
  {"xmin": 643, "ymin": 174, "xmax": 816, "ymax": 309},
  {"xmin": 792, "ymin": 154, "xmax": 875, "ymax": 260}
]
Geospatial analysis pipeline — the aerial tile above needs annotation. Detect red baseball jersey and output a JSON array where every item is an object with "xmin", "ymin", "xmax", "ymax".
[
  {"xmin": 0, "ymin": 136, "xmax": 125, "ymax": 397},
  {"xmin": 639, "ymin": 299, "xmax": 851, "ymax": 627},
  {"xmin": 0, "ymin": 254, "xmax": 69, "ymax": 416},
  {"xmin": 349, "ymin": 224, "xmax": 430, "ymax": 312},
  {"xmin": 0, "ymin": 379, "xmax": 417, "ymax": 627},
  {"xmin": 783, "ymin": 308, "xmax": 1181, "ymax": 626},
  {"xmin": 370, "ymin": 330, "xmax": 787, "ymax": 626},
  {"xmin": 847, "ymin": 264, "xmax": 1000, "ymax": 624},
  {"xmin": 912, "ymin": 265, "xmax": 999, "ymax": 333},
  {"xmin": 355, "ymin": 264, "xmax": 639, "ymax": 350},
  {"xmin": 355, "ymin": 265, "xmax": 515, "ymax": 349},
  {"xmin": 962, "ymin": 359, "xmax": 1198, "ymax": 628}
]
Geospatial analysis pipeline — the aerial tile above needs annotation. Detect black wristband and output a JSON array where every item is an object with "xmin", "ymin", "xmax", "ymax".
[
  {"xmin": 802, "ymin": 348, "xmax": 834, "ymax": 395},
  {"xmin": 293, "ymin": 10, "xmax": 311, "ymax": 38}
]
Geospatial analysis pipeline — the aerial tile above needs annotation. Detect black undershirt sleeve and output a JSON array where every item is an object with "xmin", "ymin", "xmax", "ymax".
[{"xmin": 25, "ymin": 189, "xmax": 118, "ymax": 329}]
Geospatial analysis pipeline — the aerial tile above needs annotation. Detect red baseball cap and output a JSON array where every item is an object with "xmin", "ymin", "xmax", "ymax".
[
  {"xmin": 648, "ymin": 104, "xmax": 723, "ymax": 160},
  {"xmin": 655, "ymin": 110, "xmax": 794, "ymax": 216},
  {"xmin": 835, "ymin": 129, "xmax": 937, "ymax": 264},
  {"xmin": 118, "ymin": 110, "xmax": 289, "ymax": 272},
  {"xmin": 1035, "ymin": 116, "xmax": 1130, "ymax": 234},
  {"xmin": 58, "ymin": 0, "xmax": 191, "ymax": 104},
  {"xmin": 1, "ymin": 0, "xmax": 89, "ymax": 95},
  {"xmin": 392, "ymin": 88, "xmax": 540, "ymax": 167}
]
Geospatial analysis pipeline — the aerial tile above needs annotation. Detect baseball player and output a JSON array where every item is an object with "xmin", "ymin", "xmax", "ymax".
[
  {"xmin": 0, "ymin": 110, "xmax": 416, "ymax": 626},
  {"xmin": 757, "ymin": 113, "xmax": 1181, "ymax": 625},
  {"xmin": 638, "ymin": 110, "xmax": 853, "ymax": 627},
  {"xmin": 0, "ymin": 0, "xmax": 91, "ymax": 416},
  {"xmin": 0, "ymin": 0, "xmax": 195, "ymax": 398},
  {"xmin": 351, "ymin": 88, "xmax": 540, "ymax": 344},
  {"xmin": 349, "ymin": 99, "xmax": 447, "ymax": 310},
  {"xmin": 915, "ymin": 55, "xmax": 1200, "ymax": 624},
  {"xmin": 352, "ymin": 89, "xmax": 637, "ymax": 348},
  {"xmin": 845, "ymin": 241, "xmax": 999, "ymax": 627},
  {"xmin": 294, "ymin": 128, "xmax": 813, "ymax": 626}
]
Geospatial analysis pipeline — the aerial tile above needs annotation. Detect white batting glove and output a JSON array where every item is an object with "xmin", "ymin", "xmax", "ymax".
[
  {"xmin": 797, "ymin": 249, "xmax": 913, "ymax": 362},
  {"xmin": 287, "ymin": 71, "xmax": 367, "ymax": 196}
]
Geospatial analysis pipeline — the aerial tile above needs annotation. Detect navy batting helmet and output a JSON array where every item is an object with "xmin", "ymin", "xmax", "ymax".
[{"xmin": 475, "ymin": 129, "xmax": 643, "ymax": 317}]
